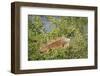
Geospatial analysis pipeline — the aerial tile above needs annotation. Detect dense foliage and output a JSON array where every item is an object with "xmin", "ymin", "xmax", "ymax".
[{"xmin": 28, "ymin": 15, "xmax": 88, "ymax": 60}]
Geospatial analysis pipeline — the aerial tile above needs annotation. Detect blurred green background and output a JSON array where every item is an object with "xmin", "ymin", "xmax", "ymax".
[{"xmin": 28, "ymin": 15, "xmax": 88, "ymax": 60}]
